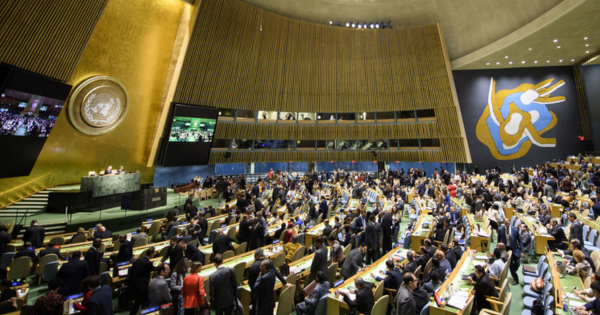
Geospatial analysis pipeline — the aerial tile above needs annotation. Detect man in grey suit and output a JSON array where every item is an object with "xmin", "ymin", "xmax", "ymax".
[
  {"xmin": 310, "ymin": 236, "xmax": 329, "ymax": 280},
  {"xmin": 568, "ymin": 213, "xmax": 584, "ymax": 245},
  {"xmin": 396, "ymin": 273, "xmax": 418, "ymax": 315},
  {"xmin": 341, "ymin": 243, "xmax": 367, "ymax": 279},
  {"xmin": 131, "ymin": 228, "xmax": 149, "ymax": 244},
  {"xmin": 210, "ymin": 254, "xmax": 239, "ymax": 315},
  {"xmin": 149, "ymin": 263, "xmax": 171, "ymax": 306},
  {"xmin": 296, "ymin": 271, "xmax": 331, "ymax": 315}
]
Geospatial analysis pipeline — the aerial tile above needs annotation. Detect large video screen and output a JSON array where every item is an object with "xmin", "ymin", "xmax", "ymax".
[
  {"xmin": 0, "ymin": 63, "xmax": 72, "ymax": 178},
  {"xmin": 156, "ymin": 104, "xmax": 219, "ymax": 166},
  {"xmin": 168, "ymin": 117, "xmax": 216, "ymax": 143}
]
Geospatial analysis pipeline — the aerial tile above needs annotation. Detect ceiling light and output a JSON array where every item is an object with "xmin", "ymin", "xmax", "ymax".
[
  {"xmin": 554, "ymin": 39, "xmax": 558, "ymax": 42},
  {"xmin": 522, "ymin": 61, "xmax": 526, "ymax": 64},
  {"xmin": 329, "ymin": 21, "xmax": 333, "ymax": 25},
  {"xmin": 505, "ymin": 56, "xmax": 509, "ymax": 59},
  {"xmin": 572, "ymin": 59, "xmax": 575, "ymax": 62},
  {"xmin": 557, "ymin": 46, "xmax": 561, "ymax": 49},
  {"xmin": 584, "ymin": 37, "xmax": 588, "ymax": 40},
  {"xmin": 559, "ymin": 60, "xmax": 563, "ymax": 63},
  {"xmin": 346, "ymin": 23, "xmax": 350, "ymax": 27},
  {"xmin": 486, "ymin": 62, "xmax": 490, "ymax": 65},
  {"xmin": 529, "ymin": 48, "xmax": 532, "ymax": 51},
  {"xmin": 358, "ymin": 24, "xmax": 362, "ymax": 29},
  {"xmin": 351, "ymin": 23, "xmax": 356, "ymax": 28},
  {"xmin": 496, "ymin": 62, "xmax": 500, "ymax": 65},
  {"xmin": 375, "ymin": 24, "xmax": 379, "ymax": 28},
  {"xmin": 587, "ymin": 51, "xmax": 590, "ymax": 53},
  {"xmin": 586, "ymin": 44, "xmax": 589, "ymax": 47},
  {"xmin": 509, "ymin": 61, "xmax": 513, "ymax": 64},
  {"xmin": 547, "ymin": 60, "xmax": 550, "ymax": 63},
  {"xmin": 534, "ymin": 61, "xmax": 538, "ymax": 64}
]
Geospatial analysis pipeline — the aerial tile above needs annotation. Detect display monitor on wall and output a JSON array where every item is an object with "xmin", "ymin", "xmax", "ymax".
[
  {"xmin": 156, "ymin": 104, "xmax": 219, "ymax": 166},
  {"xmin": 0, "ymin": 63, "xmax": 72, "ymax": 178}
]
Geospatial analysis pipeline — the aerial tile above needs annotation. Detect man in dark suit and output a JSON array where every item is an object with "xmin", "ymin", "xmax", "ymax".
[
  {"xmin": 451, "ymin": 239, "xmax": 463, "ymax": 260},
  {"xmin": 341, "ymin": 243, "xmax": 367, "ymax": 279},
  {"xmin": 322, "ymin": 220, "xmax": 333, "ymax": 238},
  {"xmin": 447, "ymin": 206, "xmax": 462, "ymax": 226},
  {"xmin": 161, "ymin": 236, "xmax": 183, "ymax": 269},
  {"xmin": 113, "ymin": 235, "xmax": 133, "ymax": 264},
  {"xmin": 296, "ymin": 271, "xmax": 330, "ymax": 315},
  {"xmin": 441, "ymin": 244, "xmax": 457, "ymax": 270},
  {"xmin": 213, "ymin": 229, "xmax": 235, "ymax": 255},
  {"xmin": 38, "ymin": 242, "xmax": 60, "ymax": 259},
  {"xmin": 467, "ymin": 265, "xmax": 499, "ymax": 311},
  {"xmin": 402, "ymin": 251, "xmax": 418, "ymax": 274},
  {"xmin": 364, "ymin": 215, "xmax": 379, "ymax": 264},
  {"xmin": 380, "ymin": 212, "xmax": 393, "ymax": 255},
  {"xmin": 310, "ymin": 236, "xmax": 329, "ymax": 280},
  {"xmin": 568, "ymin": 213, "xmax": 584, "ymax": 245},
  {"xmin": 338, "ymin": 277, "xmax": 375, "ymax": 315},
  {"xmin": 93, "ymin": 224, "xmax": 112, "ymax": 239},
  {"xmin": 85, "ymin": 275, "xmax": 114, "ymax": 315},
  {"xmin": 166, "ymin": 206, "xmax": 180, "ymax": 222},
  {"xmin": 237, "ymin": 215, "xmax": 253, "ymax": 245},
  {"xmin": 497, "ymin": 219, "xmax": 524, "ymax": 285},
  {"xmin": 371, "ymin": 260, "xmax": 403, "ymax": 291},
  {"xmin": 416, "ymin": 246, "xmax": 432, "ymax": 273},
  {"xmin": 56, "ymin": 251, "xmax": 90, "ymax": 295},
  {"xmin": 23, "ymin": 220, "xmax": 45, "ymax": 248},
  {"xmin": 0, "ymin": 226, "xmax": 11, "ymax": 257},
  {"xmin": 251, "ymin": 184, "xmax": 260, "ymax": 198},
  {"xmin": 14, "ymin": 242, "xmax": 35, "ymax": 259},
  {"xmin": 128, "ymin": 247, "xmax": 156, "ymax": 315},
  {"xmin": 85, "ymin": 239, "xmax": 103, "ymax": 275},
  {"xmin": 210, "ymin": 254, "xmax": 238, "ymax": 315},
  {"xmin": 248, "ymin": 218, "xmax": 265, "ymax": 250},
  {"xmin": 253, "ymin": 260, "xmax": 279, "ymax": 315},
  {"xmin": 178, "ymin": 239, "xmax": 202, "ymax": 264}
]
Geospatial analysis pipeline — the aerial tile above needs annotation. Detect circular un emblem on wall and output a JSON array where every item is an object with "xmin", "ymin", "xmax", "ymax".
[{"xmin": 69, "ymin": 76, "xmax": 129, "ymax": 135}]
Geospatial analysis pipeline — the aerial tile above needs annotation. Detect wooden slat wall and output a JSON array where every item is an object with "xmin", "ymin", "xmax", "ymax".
[
  {"xmin": 176, "ymin": 0, "xmax": 468, "ymax": 163},
  {"xmin": 0, "ymin": 0, "xmax": 108, "ymax": 82}
]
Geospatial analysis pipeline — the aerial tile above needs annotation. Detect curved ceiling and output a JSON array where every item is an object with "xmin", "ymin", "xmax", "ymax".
[{"xmin": 238, "ymin": 0, "xmax": 563, "ymax": 61}]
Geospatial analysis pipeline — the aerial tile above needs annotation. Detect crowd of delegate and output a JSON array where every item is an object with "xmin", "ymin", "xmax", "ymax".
[{"xmin": 2, "ymin": 154, "xmax": 600, "ymax": 315}]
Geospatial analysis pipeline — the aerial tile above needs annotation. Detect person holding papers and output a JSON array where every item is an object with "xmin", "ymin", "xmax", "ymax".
[
  {"xmin": 336, "ymin": 277, "xmax": 375, "ymax": 315},
  {"xmin": 467, "ymin": 265, "xmax": 499, "ymax": 312}
]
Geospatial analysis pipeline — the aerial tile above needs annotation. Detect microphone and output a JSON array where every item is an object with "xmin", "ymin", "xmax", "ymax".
[{"xmin": 564, "ymin": 286, "xmax": 578, "ymax": 302}]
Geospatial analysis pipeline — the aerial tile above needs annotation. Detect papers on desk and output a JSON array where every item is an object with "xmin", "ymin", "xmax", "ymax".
[
  {"xmin": 472, "ymin": 261, "xmax": 487, "ymax": 267},
  {"xmin": 474, "ymin": 255, "xmax": 489, "ymax": 260},
  {"xmin": 447, "ymin": 295, "xmax": 469, "ymax": 310},
  {"xmin": 289, "ymin": 266, "xmax": 305, "ymax": 274},
  {"xmin": 338, "ymin": 289, "xmax": 356, "ymax": 301},
  {"xmin": 477, "ymin": 232, "xmax": 489, "ymax": 237},
  {"xmin": 568, "ymin": 300, "xmax": 586, "ymax": 308}
]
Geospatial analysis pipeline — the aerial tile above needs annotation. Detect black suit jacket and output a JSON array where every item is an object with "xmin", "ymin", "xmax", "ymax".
[
  {"xmin": 310, "ymin": 244, "xmax": 329, "ymax": 277},
  {"xmin": 184, "ymin": 243, "xmax": 205, "ymax": 263},
  {"xmin": 166, "ymin": 209, "xmax": 179, "ymax": 222},
  {"xmin": 86, "ymin": 285, "xmax": 114, "ymax": 315},
  {"xmin": 56, "ymin": 260, "xmax": 91, "ymax": 295},
  {"xmin": 209, "ymin": 267, "xmax": 237, "ymax": 310},
  {"xmin": 249, "ymin": 223, "xmax": 265, "ymax": 250},
  {"xmin": 163, "ymin": 244, "xmax": 183, "ymax": 269},
  {"xmin": 14, "ymin": 248, "xmax": 35, "ymax": 260},
  {"xmin": 39, "ymin": 247, "xmax": 60, "ymax": 258},
  {"xmin": 237, "ymin": 220, "xmax": 253, "ymax": 244},
  {"xmin": 85, "ymin": 247, "xmax": 101, "ymax": 275},
  {"xmin": 474, "ymin": 274, "xmax": 498, "ymax": 311},
  {"xmin": 403, "ymin": 261, "xmax": 418, "ymax": 274},
  {"xmin": 417, "ymin": 253, "xmax": 431, "ymax": 272},
  {"xmin": 23, "ymin": 225, "xmax": 45, "ymax": 248},
  {"xmin": 128, "ymin": 256, "xmax": 155, "ymax": 291},
  {"xmin": 212, "ymin": 235, "xmax": 234, "ymax": 255},
  {"xmin": 0, "ymin": 232, "xmax": 11, "ymax": 256},
  {"xmin": 342, "ymin": 283, "xmax": 375, "ymax": 315},
  {"xmin": 253, "ymin": 269, "xmax": 277, "ymax": 314}
]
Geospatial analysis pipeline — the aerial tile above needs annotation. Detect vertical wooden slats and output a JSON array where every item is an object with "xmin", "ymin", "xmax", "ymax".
[{"xmin": 0, "ymin": 0, "xmax": 109, "ymax": 82}]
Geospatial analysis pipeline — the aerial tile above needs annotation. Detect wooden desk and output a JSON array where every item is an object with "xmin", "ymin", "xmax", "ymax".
[
  {"xmin": 546, "ymin": 250, "xmax": 586, "ymax": 313},
  {"xmin": 516, "ymin": 212, "xmax": 554, "ymax": 255},
  {"xmin": 429, "ymin": 248, "xmax": 484, "ymax": 315},
  {"xmin": 305, "ymin": 213, "xmax": 343, "ymax": 247},
  {"xmin": 411, "ymin": 215, "xmax": 433, "ymax": 251},
  {"xmin": 326, "ymin": 247, "xmax": 411, "ymax": 315},
  {"xmin": 467, "ymin": 215, "xmax": 490, "ymax": 252},
  {"xmin": 451, "ymin": 197, "xmax": 470, "ymax": 217}
]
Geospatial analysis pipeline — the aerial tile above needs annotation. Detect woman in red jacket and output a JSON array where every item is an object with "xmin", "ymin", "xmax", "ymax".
[{"xmin": 182, "ymin": 262, "xmax": 206, "ymax": 315}]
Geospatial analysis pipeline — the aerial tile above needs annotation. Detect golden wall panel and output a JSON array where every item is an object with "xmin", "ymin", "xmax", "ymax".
[
  {"xmin": 0, "ymin": 0, "xmax": 185, "ymax": 193},
  {"xmin": 0, "ymin": 0, "xmax": 108, "ymax": 81}
]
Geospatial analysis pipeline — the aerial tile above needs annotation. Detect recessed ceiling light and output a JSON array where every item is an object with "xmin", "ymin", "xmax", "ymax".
[
  {"xmin": 587, "ymin": 51, "xmax": 590, "ymax": 53},
  {"xmin": 572, "ymin": 59, "xmax": 575, "ymax": 62},
  {"xmin": 529, "ymin": 48, "xmax": 532, "ymax": 51},
  {"xmin": 586, "ymin": 44, "xmax": 589, "ymax": 47},
  {"xmin": 547, "ymin": 60, "xmax": 550, "ymax": 63},
  {"xmin": 496, "ymin": 62, "xmax": 500, "ymax": 65},
  {"xmin": 505, "ymin": 56, "xmax": 509, "ymax": 59},
  {"xmin": 559, "ymin": 60, "xmax": 563, "ymax": 63},
  {"xmin": 329, "ymin": 21, "xmax": 333, "ymax": 25},
  {"xmin": 554, "ymin": 39, "xmax": 558, "ymax": 42},
  {"xmin": 486, "ymin": 62, "xmax": 490, "ymax": 65},
  {"xmin": 509, "ymin": 61, "xmax": 513, "ymax": 64},
  {"xmin": 522, "ymin": 61, "xmax": 526, "ymax": 64},
  {"xmin": 557, "ymin": 46, "xmax": 561, "ymax": 49},
  {"xmin": 534, "ymin": 61, "xmax": 538, "ymax": 64},
  {"xmin": 584, "ymin": 37, "xmax": 589, "ymax": 40}
]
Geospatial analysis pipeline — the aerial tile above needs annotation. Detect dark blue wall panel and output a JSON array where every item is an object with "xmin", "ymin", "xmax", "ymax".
[
  {"xmin": 154, "ymin": 165, "xmax": 215, "ymax": 187},
  {"xmin": 215, "ymin": 163, "xmax": 246, "ymax": 175}
]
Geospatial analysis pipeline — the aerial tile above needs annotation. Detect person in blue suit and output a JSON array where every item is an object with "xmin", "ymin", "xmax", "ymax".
[
  {"xmin": 86, "ymin": 275, "xmax": 114, "ymax": 315},
  {"xmin": 497, "ymin": 218, "xmax": 524, "ymax": 285},
  {"xmin": 296, "ymin": 271, "xmax": 331, "ymax": 315}
]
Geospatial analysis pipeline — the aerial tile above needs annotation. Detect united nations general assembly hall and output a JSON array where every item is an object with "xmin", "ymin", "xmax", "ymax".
[{"xmin": 2, "ymin": 0, "xmax": 600, "ymax": 315}]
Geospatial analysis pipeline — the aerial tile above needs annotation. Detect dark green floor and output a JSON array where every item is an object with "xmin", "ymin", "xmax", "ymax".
[{"xmin": 23, "ymin": 200, "xmax": 530, "ymax": 315}]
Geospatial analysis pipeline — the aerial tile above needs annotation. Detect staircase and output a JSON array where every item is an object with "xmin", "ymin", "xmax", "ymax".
[
  {"xmin": 15, "ymin": 221, "xmax": 68, "ymax": 238},
  {"xmin": 0, "ymin": 190, "xmax": 50, "ymax": 218}
]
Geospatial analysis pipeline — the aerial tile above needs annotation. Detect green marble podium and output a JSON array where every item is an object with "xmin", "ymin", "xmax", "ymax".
[{"xmin": 80, "ymin": 173, "xmax": 141, "ymax": 197}]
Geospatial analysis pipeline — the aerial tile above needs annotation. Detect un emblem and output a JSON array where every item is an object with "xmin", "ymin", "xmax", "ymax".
[
  {"xmin": 69, "ymin": 76, "xmax": 129, "ymax": 135},
  {"xmin": 476, "ymin": 77, "xmax": 565, "ymax": 160}
]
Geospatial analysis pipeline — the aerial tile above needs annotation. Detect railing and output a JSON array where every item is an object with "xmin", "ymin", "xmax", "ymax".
[{"xmin": 0, "ymin": 174, "xmax": 56, "ymax": 209}]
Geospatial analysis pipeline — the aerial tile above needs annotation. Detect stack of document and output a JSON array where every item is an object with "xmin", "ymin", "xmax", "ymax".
[{"xmin": 447, "ymin": 294, "xmax": 469, "ymax": 310}]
